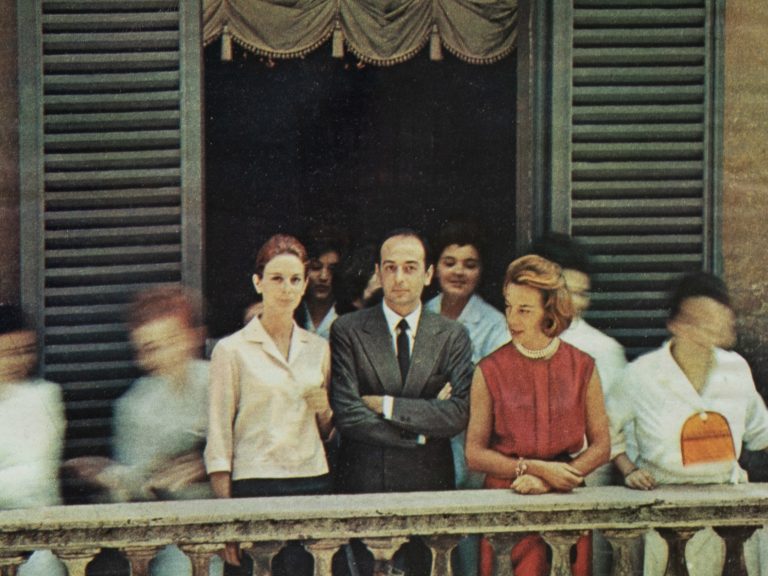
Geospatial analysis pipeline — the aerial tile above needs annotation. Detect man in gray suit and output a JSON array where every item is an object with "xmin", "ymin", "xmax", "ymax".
[{"xmin": 330, "ymin": 228, "xmax": 474, "ymax": 494}]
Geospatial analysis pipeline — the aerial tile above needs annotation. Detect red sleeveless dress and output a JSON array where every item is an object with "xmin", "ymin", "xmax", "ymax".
[{"xmin": 478, "ymin": 341, "xmax": 595, "ymax": 576}]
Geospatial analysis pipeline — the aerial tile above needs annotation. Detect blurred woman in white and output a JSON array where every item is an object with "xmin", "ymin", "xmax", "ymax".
[
  {"xmin": 0, "ymin": 304, "xmax": 66, "ymax": 576},
  {"xmin": 609, "ymin": 273, "xmax": 768, "ymax": 576}
]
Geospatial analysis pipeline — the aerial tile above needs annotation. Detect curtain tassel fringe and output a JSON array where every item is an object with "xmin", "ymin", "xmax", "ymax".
[
  {"xmin": 430, "ymin": 24, "xmax": 443, "ymax": 61},
  {"xmin": 332, "ymin": 22, "xmax": 344, "ymax": 58},
  {"xmin": 221, "ymin": 24, "xmax": 233, "ymax": 62}
]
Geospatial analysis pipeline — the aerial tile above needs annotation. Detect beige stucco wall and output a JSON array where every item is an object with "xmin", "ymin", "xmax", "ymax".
[
  {"xmin": 0, "ymin": 0, "xmax": 19, "ymax": 303},
  {"xmin": 723, "ymin": 0, "xmax": 768, "ymax": 389}
]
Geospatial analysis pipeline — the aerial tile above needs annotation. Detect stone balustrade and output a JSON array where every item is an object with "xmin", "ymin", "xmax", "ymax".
[{"xmin": 0, "ymin": 485, "xmax": 766, "ymax": 576}]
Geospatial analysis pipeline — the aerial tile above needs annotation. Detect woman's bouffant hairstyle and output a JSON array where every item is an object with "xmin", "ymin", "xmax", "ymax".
[
  {"xmin": 433, "ymin": 220, "xmax": 488, "ymax": 266},
  {"xmin": 253, "ymin": 234, "xmax": 308, "ymax": 277},
  {"xmin": 503, "ymin": 254, "xmax": 574, "ymax": 337},
  {"xmin": 127, "ymin": 286, "xmax": 202, "ymax": 331}
]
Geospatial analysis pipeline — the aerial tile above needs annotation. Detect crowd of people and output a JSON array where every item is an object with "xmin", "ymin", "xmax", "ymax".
[{"xmin": 1, "ymin": 224, "xmax": 767, "ymax": 576}]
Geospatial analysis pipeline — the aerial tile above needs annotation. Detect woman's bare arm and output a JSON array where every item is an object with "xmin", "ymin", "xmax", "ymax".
[{"xmin": 571, "ymin": 369, "xmax": 611, "ymax": 476}]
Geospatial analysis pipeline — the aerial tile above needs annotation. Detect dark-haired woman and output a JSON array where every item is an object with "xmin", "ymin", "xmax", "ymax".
[
  {"xmin": 426, "ymin": 223, "xmax": 509, "ymax": 576},
  {"xmin": 466, "ymin": 255, "xmax": 610, "ymax": 576},
  {"xmin": 205, "ymin": 235, "xmax": 333, "ymax": 576}
]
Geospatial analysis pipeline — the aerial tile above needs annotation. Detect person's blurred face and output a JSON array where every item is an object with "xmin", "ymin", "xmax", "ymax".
[
  {"xmin": 436, "ymin": 244, "xmax": 481, "ymax": 301},
  {"xmin": 307, "ymin": 250, "xmax": 340, "ymax": 303},
  {"xmin": 0, "ymin": 330, "xmax": 37, "ymax": 383},
  {"xmin": 562, "ymin": 268, "xmax": 591, "ymax": 317},
  {"xmin": 253, "ymin": 253, "xmax": 307, "ymax": 314},
  {"xmin": 131, "ymin": 315, "xmax": 198, "ymax": 378},
  {"xmin": 669, "ymin": 296, "xmax": 736, "ymax": 350},
  {"xmin": 376, "ymin": 235, "xmax": 433, "ymax": 316},
  {"xmin": 504, "ymin": 283, "xmax": 549, "ymax": 349}
]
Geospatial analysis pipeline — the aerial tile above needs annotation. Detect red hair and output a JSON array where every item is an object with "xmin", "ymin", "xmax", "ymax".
[
  {"xmin": 127, "ymin": 286, "xmax": 201, "ymax": 331},
  {"xmin": 254, "ymin": 234, "xmax": 308, "ymax": 277}
]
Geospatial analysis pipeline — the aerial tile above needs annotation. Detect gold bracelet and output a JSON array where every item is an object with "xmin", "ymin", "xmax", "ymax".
[{"xmin": 515, "ymin": 457, "xmax": 528, "ymax": 478}]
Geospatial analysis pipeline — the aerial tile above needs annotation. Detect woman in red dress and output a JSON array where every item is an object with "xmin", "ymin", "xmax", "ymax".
[{"xmin": 466, "ymin": 254, "xmax": 610, "ymax": 576}]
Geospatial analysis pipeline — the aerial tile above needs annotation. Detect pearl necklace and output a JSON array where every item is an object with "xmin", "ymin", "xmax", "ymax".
[{"xmin": 513, "ymin": 337, "xmax": 560, "ymax": 360}]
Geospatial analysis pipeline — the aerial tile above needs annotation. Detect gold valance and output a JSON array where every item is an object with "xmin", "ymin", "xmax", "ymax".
[{"xmin": 203, "ymin": 0, "xmax": 518, "ymax": 65}]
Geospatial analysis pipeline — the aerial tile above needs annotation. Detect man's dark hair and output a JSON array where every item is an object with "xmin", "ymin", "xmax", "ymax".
[
  {"xmin": 531, "ymin": 232, "xmax": 591, "ymax": 275},
  {"xmin": 377, "ymin": 228, "xmax": 432, "ymax": 266},
  {"xmin": 433, "ymin": 220, "xmax": 488, "ymax": 264},
  {"xmin": 668, "ymin": 272, "xmax": 731, "ymax": 321},
  {"xmin": 0, "ymin": 303, "xmax": 27, "ymax": 336}
]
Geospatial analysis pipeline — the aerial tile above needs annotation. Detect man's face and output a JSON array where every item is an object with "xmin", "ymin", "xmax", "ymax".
[
  {"xmin": 376, "ymin": 234, "xmax": 433, "ymax": 316},
  {"xmin": 307, "ymin": 250, "xmax": 340, "ymax": 303},
  {"xmin": 0, "ymin": 330, "xmax": 37, "ymax": 384},
  {"xmin": 562, "ymin": 268, "xmax": 591, "ymax": 317},
  {"xmin": 669, "ymin": 296, "xmax": 736, "ymax": 350}
]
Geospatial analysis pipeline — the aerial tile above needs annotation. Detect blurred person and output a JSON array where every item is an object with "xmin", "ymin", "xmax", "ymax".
[
  {"xmin": 330, "ymin": 229, "xmax": 474, "ymax": 576},
  {"xmin": 205, "ymin": 235, "xmax": 333, "ymax": 576},
  {"xmin": 609, "ymin": 272, "xmax": 768, "ymax": 576},
  {"xmin": 465, "ymin": 255, "xmax": 610, "ymax": 576},
  {"xmin": 425, "ymin": 221, "xmax": 509, "ymax": 576},
  {"xmin": 0, "ymin": 303, "xmax": 66, "ymax": 576},
  {"xmin": 531, "ymin": 233, "xmax": 626, "ymax": 407},
  {"xmin": 65, "ymin": 286, "xmax": 216, "ymax": 576}
]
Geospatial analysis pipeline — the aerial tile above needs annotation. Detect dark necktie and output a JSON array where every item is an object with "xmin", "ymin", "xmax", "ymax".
[{"xmin": 396, "ymin": 318, "xmax": 410, "ymax": 384}]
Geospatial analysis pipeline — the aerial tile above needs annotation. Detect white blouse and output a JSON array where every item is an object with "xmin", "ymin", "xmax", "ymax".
[
  {"xmin": 609, "ymin": 341, "xmax": 768, "ymax": 484},
  {"xmin": 205, "ymin": 317, "xmax": 330, "ymax": 480}
]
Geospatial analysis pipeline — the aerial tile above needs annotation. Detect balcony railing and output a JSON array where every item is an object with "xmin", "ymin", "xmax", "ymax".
[{"xmin": 0, "ymin": 485, "xmax": 766, "ymax": 576}]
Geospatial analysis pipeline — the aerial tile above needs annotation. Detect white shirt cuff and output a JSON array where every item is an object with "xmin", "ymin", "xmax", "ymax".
[{"xmin": 382, "ymin": 395, "xmax": 394, "ymax": 419}]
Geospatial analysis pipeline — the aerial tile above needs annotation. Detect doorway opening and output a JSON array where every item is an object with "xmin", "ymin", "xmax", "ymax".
[{"xmin": 204, "ymin": 44, "xmax": 517, "ymax": 337}]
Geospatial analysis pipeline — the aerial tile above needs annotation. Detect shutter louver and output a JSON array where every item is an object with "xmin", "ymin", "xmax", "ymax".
[
  {"xmin": 565, "ymin": 0, "xmax": 718, "ymax": 357},
  {"xmin": 19, "ymin": 0, "xmax": 202, "ymax": 469}
]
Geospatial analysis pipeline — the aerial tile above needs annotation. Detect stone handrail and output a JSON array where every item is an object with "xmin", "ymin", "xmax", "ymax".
[{"xmin": 0, "ymin": 485, "xmax": 766, "ymax": 575}]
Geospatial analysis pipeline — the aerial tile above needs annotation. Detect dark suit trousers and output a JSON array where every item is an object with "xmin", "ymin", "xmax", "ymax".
[
  {"xmin": 335, "ymin": 438, "xmax": 455, "ymax": 494},
  {"xmin": 334, "ymin": 438, "xmax": 454, "ymax": 576}
]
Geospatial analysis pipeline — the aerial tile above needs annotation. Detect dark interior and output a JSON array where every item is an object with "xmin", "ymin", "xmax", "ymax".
[{"xmin": 204, "ymin": 43, "xmax": 517, "ymax": 337}]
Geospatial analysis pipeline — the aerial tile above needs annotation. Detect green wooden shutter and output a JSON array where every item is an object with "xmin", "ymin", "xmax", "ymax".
[
  {"xmin": 18, "ymin": 0, "xmax": 203, "ymax": 460},
  {"xmin": 550, "ymin": 0, "xmax": 723, "ymax": 357}
]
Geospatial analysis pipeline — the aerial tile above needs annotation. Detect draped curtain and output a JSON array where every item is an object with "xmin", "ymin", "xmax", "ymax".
[{"xmin": 203, "ymin": 0, "xmax": 518, "ymax": 65}]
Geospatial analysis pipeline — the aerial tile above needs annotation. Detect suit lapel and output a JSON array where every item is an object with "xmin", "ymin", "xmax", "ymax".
[
  {"xmin": 403, "ymin": 311, "xmax": 445, "ymax": 398},
  {"xmin": 362, "ymin": 307, "xmax": 403, "ymax": 395}
]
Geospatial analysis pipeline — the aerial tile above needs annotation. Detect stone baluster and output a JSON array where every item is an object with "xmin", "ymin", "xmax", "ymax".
[
  {"xmin": 362, "ymin": 536, "xmax": 409, "ymax": 576},
  {"xmin": 713, "ymin": 526, "xmax": 758, "ymax": 576},
  {"xmin": 423, "ymin": 534, "xmax": 462, "ymax": 576},
  {"xmin": 123, "ymin": 545, "xmax": 162, "ymax": 576},
  {"xmin": 180, "ymin": 543, "xmax": 222, "ymax": 576},
  {"xmin": 0, "ymin": 554, "xmax": 26, "ymax": 576},
  {"xmin": 603, "ymin": 529, "xmax": 644, "ymax": 576},
  {"xmin": 306, "ymin": 538, "xmax": 348, "ymax": 576},
  {"xmin": 485, "ymin": 533, "xmax": 525, "ymax": 576},
  {"xmin": 542, "ymin": 531, "xmax": 584, "ymax": 576},
  {"xmin": 657, "ymin": 528, "xmax": 697, "ymax": 576},
  {"xmin": 244, "ymin": 541, "xmax": 285, "ymax": 576},
  {"xmin": 54, "ymin": 548, "xmax": 101, "ymax": 576}
]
